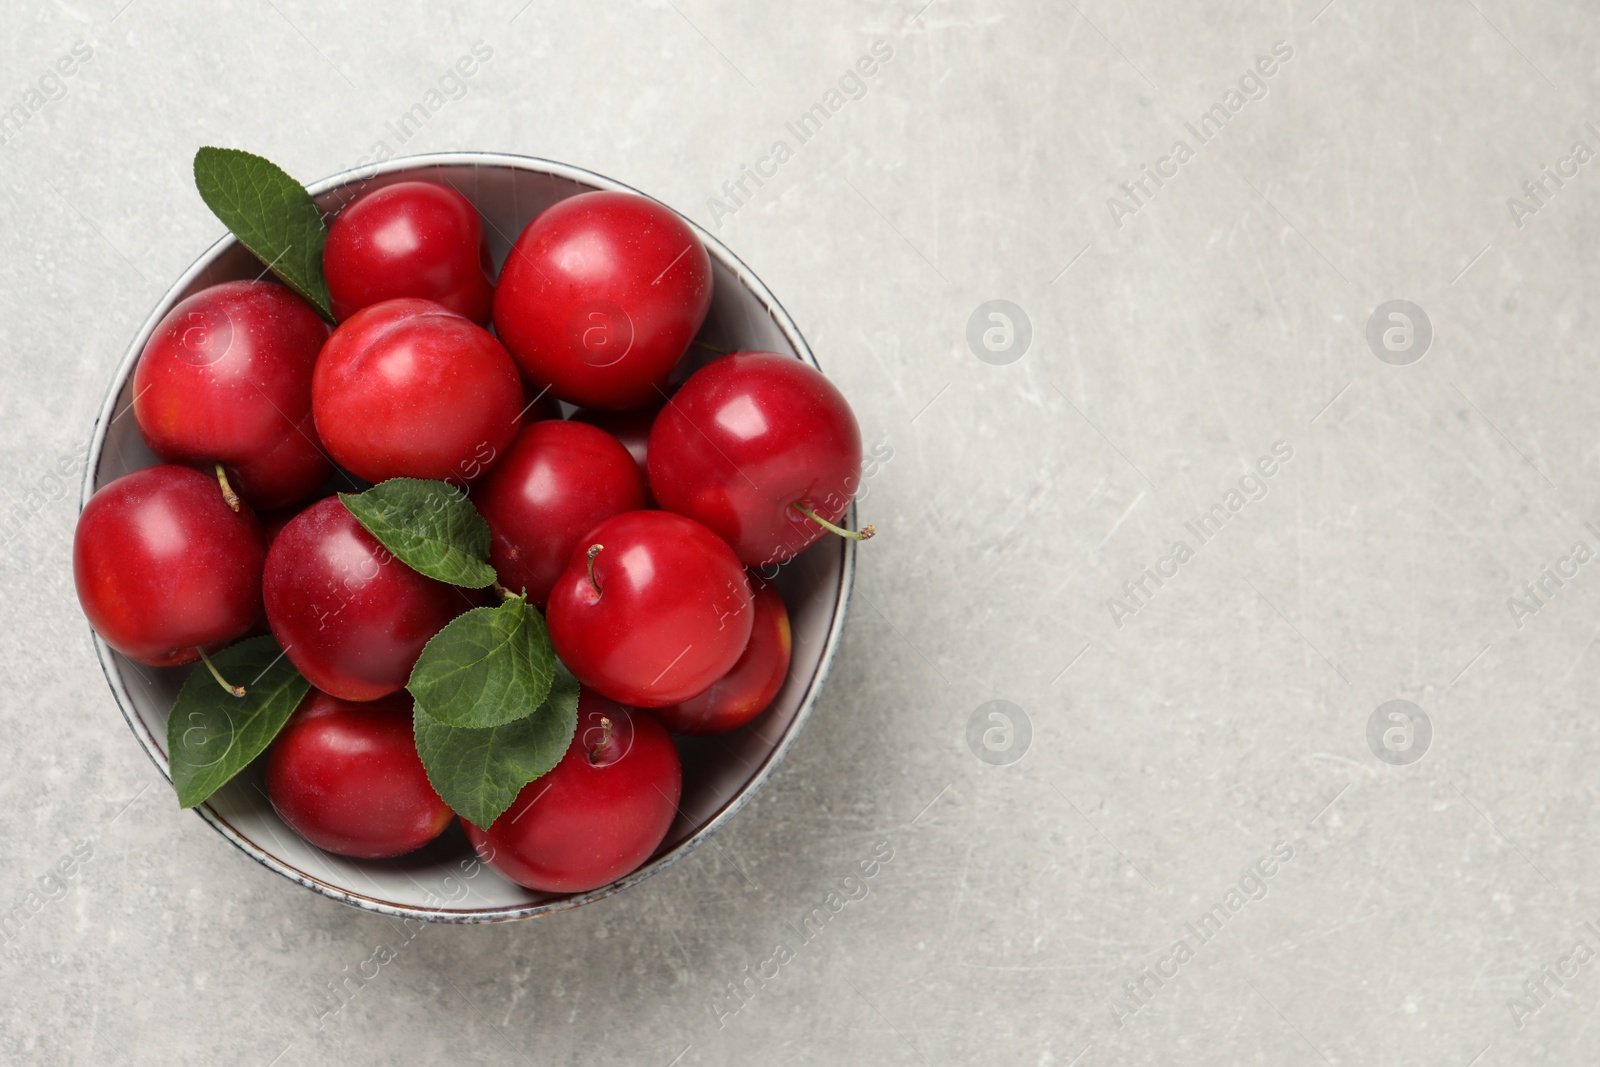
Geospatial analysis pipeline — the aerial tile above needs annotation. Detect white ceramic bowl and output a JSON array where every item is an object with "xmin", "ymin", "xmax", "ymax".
[{"xmin": 82, "ymin": 152, "xmax": 854, "ymax": 922}]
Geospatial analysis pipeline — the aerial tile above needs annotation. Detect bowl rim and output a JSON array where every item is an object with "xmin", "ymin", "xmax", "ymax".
[{"xmin": 80, "ymin": 150, "xmax": 856, "ymax": 923}]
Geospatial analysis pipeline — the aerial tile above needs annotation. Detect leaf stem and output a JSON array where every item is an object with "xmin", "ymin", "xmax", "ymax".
[
  {"xmin": 214, "ymin": 464, "xmax": 241, "ymax": 512},
  {"xmin": 196, "ymin": 647, "xmax": 246, "ymax": 698},
  {"xmin": 790, "ymin": 502, "xmax": 875, "ymax": 542},
  {"xmin": 586, "ymin": 544, "xmax": 604, "ymax": 596}
]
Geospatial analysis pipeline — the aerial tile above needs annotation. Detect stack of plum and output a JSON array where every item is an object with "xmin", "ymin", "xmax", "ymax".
[{"xmin": 74, "ymin": 172, "xmax": 868, "ymax": 895}]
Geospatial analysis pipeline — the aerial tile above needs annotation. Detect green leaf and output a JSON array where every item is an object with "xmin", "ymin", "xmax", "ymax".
[
  {"xmin": 546, "ymin": 660, "xmax": 581, "ymax": 722},
  {"xmin": 407, "ymin": 595, "xmax": 554, "ymax": 728},
  {"xmin": 413, "ymin": 688, "xmax": 579, "ymax": 828},
  {"xmin": 339, "ymin": 478, "xmax": 497, "ymax": 588},
  {"xmin": 166, "ymin": 636, "xmax": 311, "ymax": 809},
  {"xmin": 193, "ymin": 146, "xmax": 335, "ymax": 322}
]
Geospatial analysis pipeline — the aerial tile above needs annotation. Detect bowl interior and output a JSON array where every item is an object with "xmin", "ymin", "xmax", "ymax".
[{"xmin": 87, "ymin": 155, "xmax": 850, "ymax": 921}]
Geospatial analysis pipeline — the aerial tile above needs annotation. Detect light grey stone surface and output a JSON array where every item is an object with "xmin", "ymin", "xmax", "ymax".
[{"xmin": 3, "ymin": 0, "xmax": 1598, "ymax": 1063}]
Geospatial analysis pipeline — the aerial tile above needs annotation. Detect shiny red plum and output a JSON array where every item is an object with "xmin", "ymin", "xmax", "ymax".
[
  {"xmin": 473, "ymin": 420, "xmax": 647, "ymax": 607},
  {"xmin": 267, "ymin": 689, "xmax": 454, "ymax": 858},
  {"xmin": 648, "ymin": 351, "xmax": 864, "ymax": 568},
  {"xmin": 263, "ymin": 497, "xmax": 466, "ymax": 701},
  {"xmin": 463, "ymin": 692, "xmax": 681, "ymax": 893},
  {"xmin": 74, "ymin": 464, "xmax": 266, "ymax": 667},
  {"xmin": 323, "ymin": 180, "xmax": 495, "ymax": 325},
  {"xmin": 312, "ymin": 298, "xmax": 523, "ymax": 485},
  {"xmin": 492, "ymin": 191, "xmax": 712, "ymax": 410},
  {"xmin": 546, "ymin": 510, "xmax": 752, "ymax": 707},
  {"xmin": 133, "ymin": 281, "xmax": 332, "ymax": 510}
]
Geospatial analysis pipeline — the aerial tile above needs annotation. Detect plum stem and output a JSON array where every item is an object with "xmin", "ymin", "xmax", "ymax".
[
  {"xmin": 589, "ymin": 716, "xmax": 613, "ymax": 763},
  {"xmin": 692, "ymin": 340, "xmax": 732, "ymax": 356},
  {"xmin": 790, "ymin": 502, "xmax": 875, "ymax": 542},
  {"xmin": 214, "ymin": 464, "xmax": 241, "ymax": 512},
  {"xmin": 196, "ymin": 647, "xmax": 245, "ymax": 698},
  {"xmin": 586, "ymin": 544, "xmax": 604, "ymax": 597}
]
